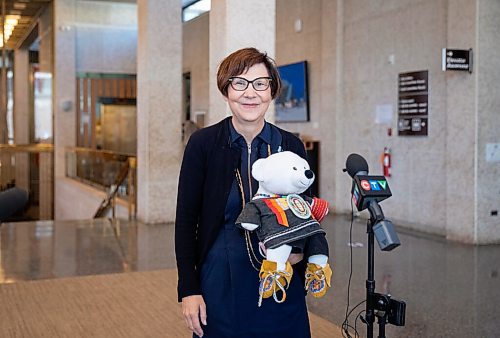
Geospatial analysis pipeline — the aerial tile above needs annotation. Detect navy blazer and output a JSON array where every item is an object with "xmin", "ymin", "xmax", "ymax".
[{"xmin": 175, "ymin": 117, "xmax": 307, "ymax": 301}]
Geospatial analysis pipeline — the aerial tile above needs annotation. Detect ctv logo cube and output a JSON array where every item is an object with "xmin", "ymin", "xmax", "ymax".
[{"xmin": 360, "ymin": 180, "xmax": 388, "ymax": 191}]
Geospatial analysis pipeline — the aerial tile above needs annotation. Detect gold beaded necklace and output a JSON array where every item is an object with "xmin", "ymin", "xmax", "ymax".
[{"xmin": 235, "ymin": 143, "xmax": 271, "ymax": 271}]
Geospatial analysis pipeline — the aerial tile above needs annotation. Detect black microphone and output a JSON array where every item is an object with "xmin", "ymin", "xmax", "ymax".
[
  {"xmin": 344, "ymin": 153, "xmax": 400, "ymax": 251},
  {"xmin": 345, "ymin": 153, "xmax": 369, "ymax": 177},
  {"xmin": 344, "ymin": 153, "xmax": 391, "ymax": 211}
]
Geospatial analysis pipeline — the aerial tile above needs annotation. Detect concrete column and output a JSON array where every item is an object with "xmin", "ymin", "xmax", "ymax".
[
  {"xmin": 13, "ymin": 48, "xmax": 30, "ymax": 192},
  {"xmin": 320, "ymin": 0, "xmax": 341, "ymax": 205},
  {"xmin": 475, "ymin": 0, "xmax": 500, "ymax": 243},
  {"xmin": 445, "ymin": 0, "xmax": 477, "ymax": 242},
  {"xmin": 208, "ymin": 0, "xmax": 276, "ymax": 126},
  {"xmin": 136, "ymin": 0, "xmax": 182, "ymax": 223},
  {"xmin": 38, "ymin": 5, "xmax": 53, "ymax": 74},
  {"xmin": 333, "ymin": 0, "xmax": 345, "ymax": 209},
  {"xmin": 474, "ymin": 0, "xmax": 500, "ymax": 244},
  {"xmin": 53, "ymin": 0, "xmax": 77, "ymax": 218}
]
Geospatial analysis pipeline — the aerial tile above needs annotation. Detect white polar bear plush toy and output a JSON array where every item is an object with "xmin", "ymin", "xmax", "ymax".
[{"xmin": 236, "ymin": 151, "xmax": 332, "ymax": 306}]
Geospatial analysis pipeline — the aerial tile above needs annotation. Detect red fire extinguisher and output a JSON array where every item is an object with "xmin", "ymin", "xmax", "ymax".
[{"xmin": 382, "ymin": 147, "xmax": 391, "ymax": 177}]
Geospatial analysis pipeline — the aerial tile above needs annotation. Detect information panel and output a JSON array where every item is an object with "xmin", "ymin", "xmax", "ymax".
[{"xmin": 398, "ymin": 71, "xmax": 429, "ymax": 136}]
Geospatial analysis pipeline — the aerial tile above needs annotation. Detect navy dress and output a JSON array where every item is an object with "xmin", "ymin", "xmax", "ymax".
[{"xmin": 197, "ymin": 124, "xmax": 311, "ymax": 338}]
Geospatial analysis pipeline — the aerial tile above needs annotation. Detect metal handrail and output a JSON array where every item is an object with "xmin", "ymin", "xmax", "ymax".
[
  {"xmin": 94, "ymin": 160, "xmax": 130, "ymax": 218},
  {"xmin": 0, "ymin": 143, "xmax": 54, "ymax": 153},
  {"xmin": 65, "ymin": 147, "xmax": 137, "ymax": 220},
  {"xmin": 65, "ymin": 146, "xmax": 134, "ymax": 159}
]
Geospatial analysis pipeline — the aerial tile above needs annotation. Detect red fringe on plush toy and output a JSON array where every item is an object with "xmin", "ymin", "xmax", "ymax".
[{"xmin": 311, "ymin": 197, "xmax": 329, "ymax": 223}]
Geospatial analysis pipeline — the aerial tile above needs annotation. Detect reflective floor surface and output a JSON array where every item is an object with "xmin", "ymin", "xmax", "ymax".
[{"xmin": 1, "ymin": 215, "xmax": 499, "ymax": 337}]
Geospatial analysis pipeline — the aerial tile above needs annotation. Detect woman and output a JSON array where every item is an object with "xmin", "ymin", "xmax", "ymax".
[{"xmin": 175, "ymin": 47, "xmax": 311, "ymax": 338}]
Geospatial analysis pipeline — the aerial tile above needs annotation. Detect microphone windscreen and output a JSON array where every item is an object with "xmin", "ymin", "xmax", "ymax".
[{"xmin": 345, "ymin": 153, "xmax": 369, "ymax": 178}]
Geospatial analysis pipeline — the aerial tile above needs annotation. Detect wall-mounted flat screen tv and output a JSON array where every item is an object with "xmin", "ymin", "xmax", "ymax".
[{"xmin": 275, "ymin": 60, "xmax": 309, "ymax": 122}]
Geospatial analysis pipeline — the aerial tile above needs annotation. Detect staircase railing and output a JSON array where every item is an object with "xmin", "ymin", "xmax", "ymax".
[{"xmin": 65, "ymin": 147, "xmax": 136, "ymax": 220}]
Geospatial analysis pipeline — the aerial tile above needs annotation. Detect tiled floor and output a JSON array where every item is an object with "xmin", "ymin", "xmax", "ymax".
[{"xmin": 1, "ymin": 215, "xmax": 499, "ymax": 337}]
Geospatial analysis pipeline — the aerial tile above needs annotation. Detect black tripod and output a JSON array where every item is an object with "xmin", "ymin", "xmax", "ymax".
[{"xmin": 362, "ymin": 201, "xmax": 406, "ymax": 338}]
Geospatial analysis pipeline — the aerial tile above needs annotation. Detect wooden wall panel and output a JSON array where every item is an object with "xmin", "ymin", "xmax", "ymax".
[
  {"xmin": 76, "ymin": 76, "xmax": 137, "ymax": 149},
  {"xmin": 76, "ymin": 79, "xmax": 81, "ymax": 146},
  {"xmin": 91, "ymin": 79, "xmax": 98, "ymax": 148}
]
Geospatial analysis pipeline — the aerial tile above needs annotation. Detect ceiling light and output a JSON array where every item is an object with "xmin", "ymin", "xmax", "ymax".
[
  {"xmin": 6, "ymin": 15, "xmax": 21, "ymax": 25},
  {"xmin": 2, "ymin": 15, "xmax": 20, "ymax": 43},
  {"xmin": 13, "ymin": 3, "xmax": 27, "ymax": 10}
]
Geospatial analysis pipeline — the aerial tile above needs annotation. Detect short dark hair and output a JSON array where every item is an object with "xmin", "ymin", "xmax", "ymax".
[{"xmin": 217, "ymin": 47, "xmax": 282, "ymax": 99}]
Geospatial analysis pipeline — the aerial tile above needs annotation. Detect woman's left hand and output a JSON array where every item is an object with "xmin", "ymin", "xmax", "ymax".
[
  {"xmin": 258, "ymin": 242, "xmax": 304, "ymax": 265},
  {"xmin": 288, "ymin": 253, "xmax": 304, "ymax": 265}
]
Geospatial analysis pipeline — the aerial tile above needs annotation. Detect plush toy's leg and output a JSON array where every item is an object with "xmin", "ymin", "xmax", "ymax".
[
  {"xmin": 308, "ymin": 254, "xmax": 328, "ymax": 267},
  {"xmin": 304, "ymin": 233, "xmax": 332, "ymax": 298},
  {"xmin": 305, "ymin": 259, "xmax": 332, "ymax": 298},
  {"xmin": 266, "ymin": 245, "xmax": 292, "ymax": 271},
  {"xmin": 265, "ymin": 245, "xmax": 293, "ymax": 293},
  {"xmin": 258, "ymin": 260, "xmax": 293, "ymax": 306}
]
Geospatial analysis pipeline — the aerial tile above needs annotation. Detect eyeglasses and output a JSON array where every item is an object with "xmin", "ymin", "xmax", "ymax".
[{"xmin": 228, "ymin": 77, "xmax": 272, "ymax": 91}]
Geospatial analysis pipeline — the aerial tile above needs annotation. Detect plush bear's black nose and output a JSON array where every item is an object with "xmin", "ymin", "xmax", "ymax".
[{"xmin": 304, "ymin": 170, "xmax": 314, "ymax": 179}]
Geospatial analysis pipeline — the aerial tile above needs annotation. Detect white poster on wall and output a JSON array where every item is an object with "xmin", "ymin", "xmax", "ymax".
[{"xmin": 375, "ymin": 104, "xmax": 393, "ymax": 125}]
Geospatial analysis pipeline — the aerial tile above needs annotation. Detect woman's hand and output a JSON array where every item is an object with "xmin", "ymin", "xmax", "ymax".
[
  {"xmin": 258, "ymin": 242, "xmax": 304, "ymax": 265},
  {"xmin": 182, "ymin": 295, "xmax": 207, "ymax": 337},
  {"xmin": 288, "ymin": 253, "xmax": 304, "ymax": 265}
]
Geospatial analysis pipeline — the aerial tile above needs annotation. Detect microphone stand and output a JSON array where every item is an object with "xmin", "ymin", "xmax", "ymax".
[
  {"xmin": 364, "ymin": 200, "xmax": 387, "ymax": 338},
  {"xmin": 344, "ymin": 156, "xmax": 406, "ymax": 337}
]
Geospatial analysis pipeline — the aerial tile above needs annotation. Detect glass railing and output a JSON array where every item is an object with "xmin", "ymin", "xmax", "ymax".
[{"xmin": 65, "ymin": 147, "xmax": 137, "ymax": 219}]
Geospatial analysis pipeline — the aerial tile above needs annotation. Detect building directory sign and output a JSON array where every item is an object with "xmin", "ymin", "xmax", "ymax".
[{"xmin": 398, "ymin": 71, "xmax": 428, "ymax": 136}]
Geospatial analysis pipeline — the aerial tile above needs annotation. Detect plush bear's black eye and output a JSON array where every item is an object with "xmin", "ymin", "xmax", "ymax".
[{"xmin": 293, "ymin": 167, "xmax": 297, "ymax": 170}]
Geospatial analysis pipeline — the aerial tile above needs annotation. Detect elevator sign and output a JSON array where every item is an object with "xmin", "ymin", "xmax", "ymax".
[{"xmin": 442, "ymin": 49, "xmax": 473, "ymax": 73}]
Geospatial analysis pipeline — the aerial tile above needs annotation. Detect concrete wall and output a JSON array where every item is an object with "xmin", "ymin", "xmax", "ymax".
[
  {"xmin": 275, "ymin": 0, "xmax": 340, "ymax": 205},
  {"xmin": 75, "ymin": 1, "xmax": 137, "ymax": 74},
  {"xmin": 339, "ymin": 0, "xmax": 450, "ymax": 236},
  {"xmin": 274, "ymin": 0, "xmax": 500, "ymax": 243},
  {"xmin": 276, "ymin": 0, "xmax": 451, "ymax": 234}
]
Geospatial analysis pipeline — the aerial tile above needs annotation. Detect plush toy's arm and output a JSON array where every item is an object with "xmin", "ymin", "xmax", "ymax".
[
  {"xmin": 311, "ymin": 197, "xmax": 329, "ymax": 222},
  {"xmin": 240, "ymin": 222, "xmax": 259, "ymax": 231},
  {"xmin": 303, "ymin": 196, "xmax": 329, "ymax": 222},
  {"xmin": 235, "ymin": 202, "xmax": 261, "ymax": 231}
]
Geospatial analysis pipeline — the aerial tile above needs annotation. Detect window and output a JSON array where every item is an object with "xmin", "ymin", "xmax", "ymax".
[{"xmin": 182, "ymin": 0, "xmax": 210, "ymax": 22}]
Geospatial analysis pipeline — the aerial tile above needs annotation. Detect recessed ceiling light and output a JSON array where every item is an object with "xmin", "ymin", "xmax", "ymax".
[{"xmin": 13, "ymin": 3, "xmax": 27, "ymax": 10}]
